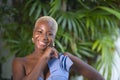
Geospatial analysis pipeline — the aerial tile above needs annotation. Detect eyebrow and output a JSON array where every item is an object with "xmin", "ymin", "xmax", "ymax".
[{"xmin": 36, "ymin": 28, "xmax": 54, "ymax": 33}]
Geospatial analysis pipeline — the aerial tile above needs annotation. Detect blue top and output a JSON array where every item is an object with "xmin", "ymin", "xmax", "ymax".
[{"xmin": 38, "ymin": 54, "xmax": 73, "ymax": 80}]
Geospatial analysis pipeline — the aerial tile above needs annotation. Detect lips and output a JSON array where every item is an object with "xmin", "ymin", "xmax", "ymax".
[
  {"xmin": 39, "ymin": 41, "xmax": 46, "ymax": 46},
  {"xmin": 38, "ymin": 41, "xmax": 48, "ymax": 46}
]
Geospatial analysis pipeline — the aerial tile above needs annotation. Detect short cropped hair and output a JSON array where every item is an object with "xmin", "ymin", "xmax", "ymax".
[{"xmin": 35, "ymin": 16, "xmax": 58, "ymax": 35}]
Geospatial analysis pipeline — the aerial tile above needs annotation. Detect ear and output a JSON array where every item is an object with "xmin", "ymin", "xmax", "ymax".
[{"xmin": 32, "ymin": 38, "xmax": 34, "ymax": 43}]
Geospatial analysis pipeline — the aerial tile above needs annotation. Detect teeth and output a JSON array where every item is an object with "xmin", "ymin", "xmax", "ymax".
[{"xmin": 39, "ymin": 42, "xmax": 46, "ymax": 45}]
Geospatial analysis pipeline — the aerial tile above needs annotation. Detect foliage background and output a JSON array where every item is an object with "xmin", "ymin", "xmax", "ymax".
[{"xmin": 0, "ymin": 0, "xmax": 120, "ymax": 80}]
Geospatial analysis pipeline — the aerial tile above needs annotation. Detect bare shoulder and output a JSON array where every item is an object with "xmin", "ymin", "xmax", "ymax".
[
  {"xmin": 12, "ymin": 57, "xmax": 28, "ymax": 80},
  {"xmin": 63, "ymin": 52, "xmax": 72, "ymax": 56},
  {"xmin": 12, "ymin": 57, "xmax": 26, "ymax": 68},
  {"xmin": 63, "ymin": 52, "xmax": 75, "ymax": 59},
  {"xmin": 13, "ymin": 57, "xmax": 26, "ymax": 63}
]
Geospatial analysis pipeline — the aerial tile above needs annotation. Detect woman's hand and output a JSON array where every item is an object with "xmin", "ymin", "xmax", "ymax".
[{"xmin": 43, "ymin": 47, "xmax": 58, "ymax": 59}]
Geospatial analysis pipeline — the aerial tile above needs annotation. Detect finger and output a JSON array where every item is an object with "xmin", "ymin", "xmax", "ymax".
[{"xmin": 52, "ymin": 48, "xmax": 58, "ymax": 58}]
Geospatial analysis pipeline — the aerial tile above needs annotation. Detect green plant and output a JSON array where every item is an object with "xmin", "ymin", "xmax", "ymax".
[{"xmin": 1, "ymin": 0, "xmax": 120, "ymax": 79}]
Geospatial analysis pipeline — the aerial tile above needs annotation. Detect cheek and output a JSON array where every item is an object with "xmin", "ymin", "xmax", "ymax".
[
  {"xmin": 33, "ymin": 34, "xmax": 39, "ymax": 42},
  {"xmin": 47, "ymin": 37, "xmax": 54, "ymax": 45},
  {"xmin": 34, "ymin": 34, "xmax": 39, "ymax": 38},
  {"xmin": 50, "ymin": 36, "xmax": 55, "ymax": 41}
]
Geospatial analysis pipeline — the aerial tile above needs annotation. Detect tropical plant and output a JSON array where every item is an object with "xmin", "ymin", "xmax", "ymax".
[{"xmin": 1, "ymin": 0, "xmax": 120, "ymax": 80}]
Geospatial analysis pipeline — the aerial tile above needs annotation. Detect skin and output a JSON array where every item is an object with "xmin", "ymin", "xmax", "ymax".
[{"xmin": 12, "ymin": 20, "xmax": 105, "ymax": 80}]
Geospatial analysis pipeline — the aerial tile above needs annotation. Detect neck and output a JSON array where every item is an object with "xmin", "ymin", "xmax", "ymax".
[{"xmin": 32, "ymin": 48, "xmax": 45, "ymax": 57}]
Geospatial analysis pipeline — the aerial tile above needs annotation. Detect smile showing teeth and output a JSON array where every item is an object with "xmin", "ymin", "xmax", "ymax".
[{"xmin": 39, "ymin": 41, "xmax": 46, "ymax": 46}]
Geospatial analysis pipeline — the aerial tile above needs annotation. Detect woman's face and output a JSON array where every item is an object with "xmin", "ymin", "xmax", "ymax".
[{"xmin": 33, "ymin": 21, "xmax": 56, "ymax": 50}]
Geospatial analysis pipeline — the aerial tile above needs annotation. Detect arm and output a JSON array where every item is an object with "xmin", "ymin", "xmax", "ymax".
[
  {"xmin": 12, "ymin": 47, "xmax": 58, "ymax": 80},
  {"xmin": 64, "ymin": 52, "xmax": 105, "ymax": 80},
  {"xmin": 12, "ymin": 58, "xmax": 25, "ymax": 80}
]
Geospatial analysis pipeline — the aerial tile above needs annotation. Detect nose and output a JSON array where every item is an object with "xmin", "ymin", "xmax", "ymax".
[{"xmin": 43, "ymin": 34, "xmax": 48, "ymax": 41}]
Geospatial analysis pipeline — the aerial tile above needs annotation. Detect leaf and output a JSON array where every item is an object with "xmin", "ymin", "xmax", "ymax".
[
  {"xmin": 71, "ymin": 18, "xmax": 78, "ymax": 37},
  {"xmin": 92, "ymin": 40, "xmax": 100, "ymax": 50},
  {"xmin": 24, "ymin": 0, "xmax": 33, "ymax": 10},
  {"xmin": 99, "ymin": 6, "xmax": 120, "ymax": 19},
  {"xmin": 62, "ymin": 18, "xmax": 67, "ymax": 29},
  {"xmin": 57, "ymin": 16, "xmax": 63, "ymax": 24},
  {"xmin": 86, "ymin": 17, "xmax": 90, "ymax": 28},
  {"xmin": 55, "ymin": 40, "xmax": 65, "ymax": 52},
  {"xmin": 29, "ymin": 2, "xmax": 37, "ymax": 16},
  {"xmin": 97, "ymin": 43, "xmax": 102, "ymax": 52},
  {"xmin": 68, "ymin": 19, "xmax": 72, "ymax": 32},
  {"xmin": 35, "ymin": 5, "xmax": 41, "ymax": 19},
  {"xmin": 78, "ymin": 49, "xmax": 93, "ymax": 57}
]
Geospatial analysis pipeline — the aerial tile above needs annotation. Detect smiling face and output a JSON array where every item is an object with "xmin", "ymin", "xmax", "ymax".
[{"xmin": 32, "ymin": 21, "xmax": 56, "ymax": 50}]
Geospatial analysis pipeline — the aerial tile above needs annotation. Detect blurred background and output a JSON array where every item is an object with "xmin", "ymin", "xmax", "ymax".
[{"xmin": 0, "ymin": 0, "xmax": 120, "ymax": 80}]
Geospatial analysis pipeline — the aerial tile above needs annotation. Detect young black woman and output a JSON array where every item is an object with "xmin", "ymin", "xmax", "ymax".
[{"xmin": 12, "ymin": 16, "xmax": 105, "ymax": 80}]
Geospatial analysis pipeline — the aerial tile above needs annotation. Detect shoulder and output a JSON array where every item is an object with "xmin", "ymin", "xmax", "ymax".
[
  {"xmin": 58, "ymin": 52, "xmax": 72, "ymax": 60},
  {"xmin": 12, "ymin": 57, "xmax": 28, "ymax": 80},
  {"xmin": 57, "ymin": 52, "xmax": 73, "ymax": 72},
  {"xmin": 62, "ymin": 52, "xmax": 70, "ymax": 56},
  {"xmin": 12, "ymin": 57, "xmax": 28, "ymax": 75},
  {"xmin": 12, "ymin": 57, "xmax": 26, "ymax": 68},
  {"xmin": 59, "ymin": 52, "xmax": 78, "ymax": 65},
  {"xmin": 62, "ymin": 52, "xmax": 81, "ymax": 69},
  {"xmin": 13, "ymin": 57, "xmax": 26, "ymax": 63},
  {"xmin": 63, "ymin": 52, "xmax": 74, "ymax": 58}
]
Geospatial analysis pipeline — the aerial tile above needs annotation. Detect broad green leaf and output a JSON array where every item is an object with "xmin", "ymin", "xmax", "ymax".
[
  {"xmin": 99, "ymin": 6, "xmax": 120, "ymax": 19},
  {"xmin": 92, "ymin": 40, "xmax": 100, "ymax": 50}
]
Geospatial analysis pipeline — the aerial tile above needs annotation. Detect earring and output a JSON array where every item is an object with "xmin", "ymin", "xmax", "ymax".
[{"xmin": 52, "ymin": 42, "xmax": 55, "ymax": 47}]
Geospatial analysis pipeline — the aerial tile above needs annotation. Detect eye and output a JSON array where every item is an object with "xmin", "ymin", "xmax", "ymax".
[
  {"xmin": 48, "ymin": 33, "xmax": 53, "ymax": 36},
  {"xmin": 37, "ymin": 30, "xmax": 42, "ymax": 34}
]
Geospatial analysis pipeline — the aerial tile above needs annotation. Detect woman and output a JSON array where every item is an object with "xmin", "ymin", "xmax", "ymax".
[{"xmin": 12, "ymin": 16, "xmax": 104, "ymax": 80}]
